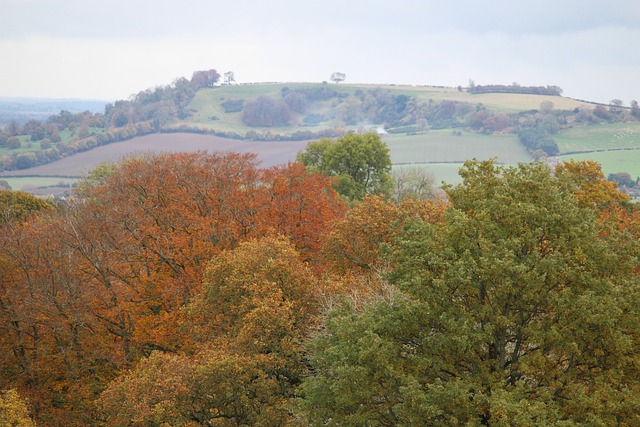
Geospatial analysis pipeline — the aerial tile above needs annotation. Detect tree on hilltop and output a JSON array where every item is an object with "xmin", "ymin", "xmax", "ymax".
[
  {"xmin": 330, "ymin": 72, "xmax": 346, "ymax": 84},
  {"xmin": 190, "ymin": 69, "xmax": 221, "ymax": 89}
]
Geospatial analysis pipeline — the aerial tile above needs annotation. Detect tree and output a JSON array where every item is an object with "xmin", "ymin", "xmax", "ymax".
[
  {"xmin": 241, "ymin": 96, "xmax": 291, "ymax": 127},
  {"xmin": 297, "ymin": 133, "xmax": 393, "ymax": 200},
  {"xmin": 190, "ymin": 69, "xmax": 221, "ymax": 89},
  {"xmin": 6, "ymin": 137, "xmax": 20, "ymax": 149},
  {"xmin": 539, "ymin": 100, "xmax": 554, "ymax": 113},
  {"xmin": 302, "ymin": 160, "xmax": 640, "ymax": 425},
  {"xmin": 631, "ymin": 100, "xmax": 640, "ymax": 119},
  {"xmin": 608, "ymin": 171, "xmax": 635, "ymax": 188},
  {"xmin": 0, "ymin": 190, "xmax": 54, "ymax": 223},
  {"xmin": 223, "ymin": 71, "xmax": 236, "ymax": 85},
  {"xmin": 0, "ymin": 389, "xmax": 35, "ymax": 427},
  {"xmin": 99, "ymin": 236, "xmax": 320, "ymax": 426},
  {"xmin": 609, "ymin": 98, "xmax": 624, "ymax": 114},
  {"xmin": 330, "ymin": 72, "xmax": 346, "ymax": 84},
  {"xmin": 390, "ymin": 167, "xmax": 437, "ymax": 203}
]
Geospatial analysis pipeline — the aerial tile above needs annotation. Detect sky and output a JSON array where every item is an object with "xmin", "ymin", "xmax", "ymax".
[{"xmin": 1, "ymin": 0, "xmax": 639, "ymax": 104}]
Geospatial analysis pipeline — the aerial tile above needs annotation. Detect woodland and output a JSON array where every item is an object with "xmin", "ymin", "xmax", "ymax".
[{"xmin": 1, "ymin": 128, "xmax": 640, "ymax": 425}]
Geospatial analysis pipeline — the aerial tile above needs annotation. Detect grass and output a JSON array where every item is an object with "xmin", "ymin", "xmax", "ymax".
[
  {"xmin": 556, "ymin": 150, "xmax": 640, "ymax": 179},
  {"xmin": 178, "ymin": 83, "xmax": 593, "ymax": 136},
  {"xmin": 325, "ymin": 84, "xmax": 590, "ymax": 113},
  {"xmin": 555, "ymin": 122, "xmax": 640, "ymax": 153},
  {"xmin": 2, "ymin": 177, "xmax": 76, "ymax": 191},
  {"xmin": 385, "ymin": 131, "xmax": 531, "ymax": 165},
  {"xmin": 385, "ymin": 131, "xmax": 532, "ymax": 185}
]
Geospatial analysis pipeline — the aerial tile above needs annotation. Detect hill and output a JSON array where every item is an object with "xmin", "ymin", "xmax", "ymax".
[{"xmin": 2, "ymin": 73, "xmax": 639, "ymax": 194}]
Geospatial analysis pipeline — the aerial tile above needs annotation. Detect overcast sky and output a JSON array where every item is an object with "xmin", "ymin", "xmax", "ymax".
[{"xmin": 1, "ymin": 0, "xmax": 639, "ymax": 104}]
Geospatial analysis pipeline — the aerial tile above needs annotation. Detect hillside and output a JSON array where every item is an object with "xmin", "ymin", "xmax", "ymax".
[{"xmin": 2, "ymin": 76, "xmax": 640, "ymax": 194}]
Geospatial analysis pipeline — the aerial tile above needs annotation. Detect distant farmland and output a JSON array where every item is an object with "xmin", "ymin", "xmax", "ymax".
[
  {"xmin": 1, "ymin": 133, "xmax": 311, "ymax": 178},
  {"xmin": 2, "ymin": 131, "xmax": 534, "ymax": 191}
]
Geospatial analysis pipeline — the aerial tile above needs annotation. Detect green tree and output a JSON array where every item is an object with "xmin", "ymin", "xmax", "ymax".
[
  {"xmin": 302, "ymin": 160, "xmax": 640, "ymax": 425},
  {"xmin": 297, "ymin": 133, "xmax": 392, "ymax": 200}
]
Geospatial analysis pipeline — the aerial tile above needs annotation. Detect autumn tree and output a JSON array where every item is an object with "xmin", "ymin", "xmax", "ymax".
[
  {"xmin": 555, "ymin": 159, "xmax": 630, "ymax": 209},
  {"xmin": 99, "ymin": 236, "xmax": 321, "ymax": 426},
  {"xmin": 0, "ymin": 389, "xmax": 35, "ymax": 427},
  {"xmin": 0, "ymin": 190, "xmax": 54, "ymax": 223},
  {"xmin": 0, "ymin": 152, "xmax": 344, "ymax": 424},
  {"xmin": 302, "ymin": 160, "xmax": 640, "ymax": 425},
  {"xmin": 297, "ymin": 133, "xmax": 392, "ymax": 200}
]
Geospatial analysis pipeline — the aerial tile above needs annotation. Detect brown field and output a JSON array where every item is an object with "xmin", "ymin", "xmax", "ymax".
[{"xmin": 1, "ymin": 133, "xmax": 311, "ymax": 178}]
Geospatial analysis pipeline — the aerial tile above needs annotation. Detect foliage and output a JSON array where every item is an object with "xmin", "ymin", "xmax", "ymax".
[
  {"xmin": 0, "ymin": 389, "xmax": 36, "ymax": 427},
  {"xmin": 555, "ymin": 159, "xmax": 631, "ymax": 208},
  {"xmin": 241, "ymin": 96, "xmax": 291, "ymax": 127},
  {"xmin": 0, "ymin": 152, "xmax": 344, "ymax": 425},
  {"xmin": 297, "ymin": 133, "xmax": 393, "ymax": 200},
  {"xmin": 302, "ymin": 160, "xmax": 640, "ymax": 425},
  {"xmin": 99, "ymin": 236, "xmax": 320, "ymax": 426},
  {"xmin": 0, "ymin": 190, "xmax": 54, "ymax": 223},
  {"xmin": 391, "ymin": 167, "xmax": 437, "ymax": 203},
  {"xmin": 330, "ymin": 72, "xmax": 346, "ymax": 84},
  {"xmin": 516, "ymin": 126, "xmax": 559, "ymax": 155},
  {"xmin": 468, "ymin": 84, "xmax": 563, "ymax": 96}
]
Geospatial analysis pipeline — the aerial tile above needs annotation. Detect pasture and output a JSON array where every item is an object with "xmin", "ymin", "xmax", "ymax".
[
  {"xmin": 1, "ymin": 131, "xmax": 534, "ymax": 191},
  {"xmin": 555, "ymin": 122, "xmax": 640, "ymax": 153},
  {"xmin": 556, "ymin": 149, "xmax": 640, "ymax": 179},
  {"xmin": 386, "ymin": 131, "xmax": 531, "ymax": 165}
]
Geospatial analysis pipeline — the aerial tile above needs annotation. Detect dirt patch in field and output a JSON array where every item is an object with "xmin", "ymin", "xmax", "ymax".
[{"xmin": 1, "ymin": 133, "xmax": 311, "ymax": 177}]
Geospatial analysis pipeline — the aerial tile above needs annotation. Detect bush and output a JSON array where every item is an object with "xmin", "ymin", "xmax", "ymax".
[
  {"xmin": 241, "ymin": 96, "xmax": 291, "ymax": 127},
  {"xmin": 221, "ymin": 99, "xmax": 244, "ymax": 113},
  {"xmin": 6, "ymin": 137, "xmax": 20, "ymax": 149}
]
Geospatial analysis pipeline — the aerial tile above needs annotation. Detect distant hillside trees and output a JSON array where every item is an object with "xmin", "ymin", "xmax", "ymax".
[
  {"xmin": 468, "ymin": 83, "xmax": 563, "ymax": 96},
  {"xmin": 190, "ymin": 69, "xmax": 221, "ymax": 89},
  {"xmin": 241, "ymin": 96, "xmax": 291, "ymax": 127},
  {"xmin": 517, "ymin": 126, "xmax": 559, "ymax": 155}
]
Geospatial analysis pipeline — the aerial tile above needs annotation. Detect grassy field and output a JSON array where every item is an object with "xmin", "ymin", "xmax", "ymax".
[
  {"xmin": 178, "ymin": 83, "xmax": 593, "ymax": 135},
  {"xmin": 386, "ymin": 131, "xmax": 531, "ymax": 165},
  {"xmin": 556, "ymin": 122, "xmax": 640, "ymax": 153},
  {"xmin": 2, "ymin": 177, "xmax": 76, "ymax": 191},
  {"xmin": 556, "ymin": 150, "xmax": 640, "ymax": 179}
]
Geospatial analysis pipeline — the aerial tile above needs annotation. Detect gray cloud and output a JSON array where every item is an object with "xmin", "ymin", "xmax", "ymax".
[{"xmin": 1, "ymin": 0, "xmax": 639, "ymax": 103}]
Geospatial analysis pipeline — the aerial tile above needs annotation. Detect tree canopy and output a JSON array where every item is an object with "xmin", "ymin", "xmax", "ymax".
[
  {"xmin": 302, "ymin": 160, "xmax": 640, "ymax": 425},
  {"xmin": 297, "ymin": 133, "xmax": 392, "ymax": 201}
]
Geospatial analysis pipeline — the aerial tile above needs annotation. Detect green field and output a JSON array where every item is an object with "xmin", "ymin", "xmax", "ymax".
[
  {"xmin": 386, "ymin": 131, "xmax": 532, "ymax": 185},
  {"xmin": 178, "ymin": 83, "xmax": 593, "ymax": 135},
  {"xmin": 386, "ymin": 131, "xmax": 531, "ymax": 164},
  {"xmin": 335, "ymin": 84, "xmax": 590, "ymax": 113},
  {"xmin": 556, "ymin": 150, "xmax": 640, "ymax": 179},
  {"xmin": 556, "ymin": 122, "xmax": 640, "ymax": 153},
  {"xmin": 1, "ymin": 177, "xmax": 76, "ymax": 191}
]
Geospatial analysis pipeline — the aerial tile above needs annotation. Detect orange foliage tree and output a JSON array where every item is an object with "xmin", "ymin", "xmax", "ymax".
[
  {"xmin": 98, "ymin": 236, "xmax": 322, "ymax": 426},
  {"xmin": 0, "ymin": 152, "xmax": 345, "ymax": 425}
]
